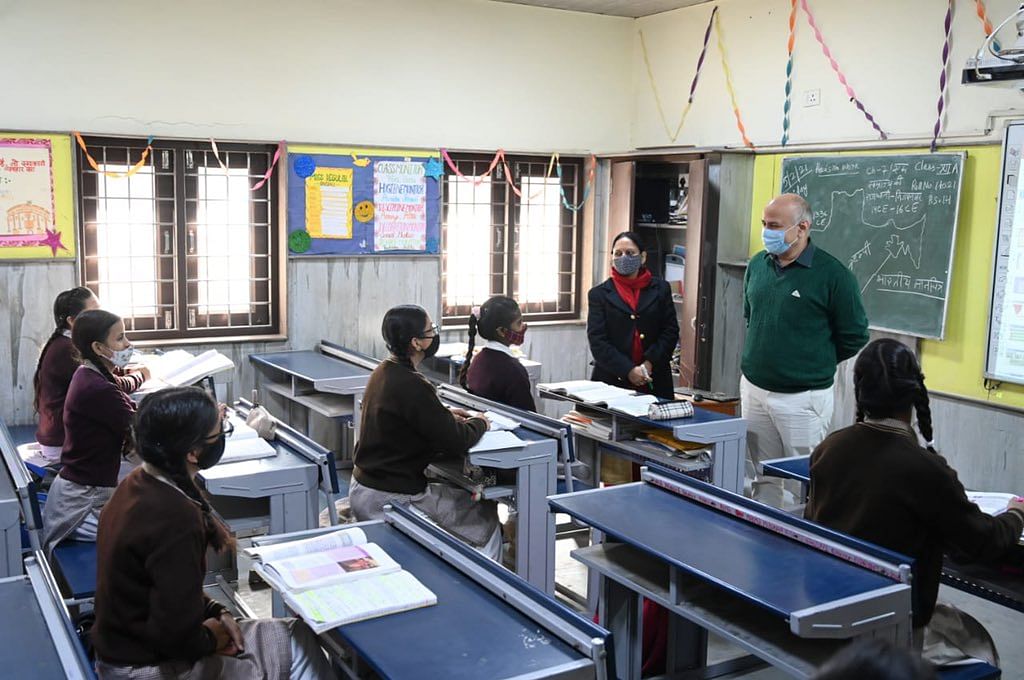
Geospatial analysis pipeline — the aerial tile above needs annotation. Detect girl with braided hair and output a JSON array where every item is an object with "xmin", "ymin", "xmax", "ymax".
[
  {"xmin": 92, "ymin": 387, "xmax": 332, "ymax": 679},
  {"xmin": 459, "ymin": 295, "xmax": 535, "ymax": 412},
  {"xmin": 806, "ymin": 339, "xmax": 1024, "ymax": 642},
  {"xmin": 41, "ymin": 309, "xmax": 138, "ymax": 553}
]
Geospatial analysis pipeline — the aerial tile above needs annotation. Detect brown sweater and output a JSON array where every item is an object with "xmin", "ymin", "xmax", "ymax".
[
  {"xmin": 60, "ymin": 365, "xmax": 136, "ymax": 488},
  {"xmin": 354, "ymin": 357, "xmax": 487, "ymax": 495},
  {"xmin": 806, "ymin": 421, "xmax": 1024, "ymax": 627},
  {"xmin": 93, "ymin": 468, "xmax": 227, "ymax": 665}
]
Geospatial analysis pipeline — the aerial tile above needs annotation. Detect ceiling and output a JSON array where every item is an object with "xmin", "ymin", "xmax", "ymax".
[{"xmin": 485, "ymin": 0, "xmax": 712, "ymax": 18}]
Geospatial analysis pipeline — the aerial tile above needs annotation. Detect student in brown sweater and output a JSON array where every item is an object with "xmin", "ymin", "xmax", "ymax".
[
  {"xmin": 41, "ymin": 309, "xmax": 139, "ymax": 554},
  {"xmin": 33, "ymin": 287, "xmax": 149, "ymax": 461},
  {"xmin": 806, "ymin": 339, "xmax": 1024, "ymax": 637},
  {"xmin": 459, "ymin": 295, "xmax": 536, "ymax": 412},
  {"xmin": 93, "ymin": 387, "xmax": 332, "ymax": 679},
  {"xmin": 350, "ymin": 304, "xmax": 502, "ymax": 558}
]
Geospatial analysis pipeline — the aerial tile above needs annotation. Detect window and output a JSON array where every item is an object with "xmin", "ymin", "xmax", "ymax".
[
  {"xmin": 441, "ymin": 153, "xmax": 583, "ymax": 323},
  {"xmin": 77, "ymin": 137, "xmax": 282, "ymax": 341}
]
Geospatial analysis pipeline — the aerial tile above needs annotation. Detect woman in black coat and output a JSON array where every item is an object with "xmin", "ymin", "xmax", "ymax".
[{"xmin": 587, "ymin": 231, "xmax": 680, "ymax": 400}]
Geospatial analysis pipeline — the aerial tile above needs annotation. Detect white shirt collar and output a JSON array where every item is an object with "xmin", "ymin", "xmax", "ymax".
[
  {"xmin": 62, "ymin": 329, "xmax": 72, "ymax": 338},
  {"xmin": 482, "ymin": 339, "xmax": 516, "ymax": 357}
]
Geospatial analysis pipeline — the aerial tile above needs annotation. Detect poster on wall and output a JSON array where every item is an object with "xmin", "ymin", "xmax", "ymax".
[
  {"xmin": 0, "ymin": 138, "xmax": 72, "ymax": 260},
  {"xmin": 373, "ymin": 160, "xmax": 427, "ymax": 250},
  {"xmin": 286, "ymin": 144, "xmax": 440, "ymax": 257}
]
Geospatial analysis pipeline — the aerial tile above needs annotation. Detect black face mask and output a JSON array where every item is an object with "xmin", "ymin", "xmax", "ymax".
[
  {"xmin": 421, "ymin": 334, "xmax": 440, "ymax": 359},
  {"xmin": 196, "ymin": 433, "xmax": 226, "ymax": 469}
]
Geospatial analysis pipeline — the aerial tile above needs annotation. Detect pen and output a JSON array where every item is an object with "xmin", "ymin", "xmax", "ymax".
[{"xmin": 640, "ymin": 364, "xmax": 654, "ymax": 391}]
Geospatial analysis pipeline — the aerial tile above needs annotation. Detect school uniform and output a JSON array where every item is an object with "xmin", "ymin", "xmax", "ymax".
[
  {"xmin": 93, "ymin": 465, "xmax": 329, "ymax": 679},
  {"xmin": 806, "ymin": 419, "xmax": 1024, "ymax": 627},
  {"xmin": 41, "ymin": 362, "xmax": 135, "ymax": 554},
  {"xmin": 351, "ymin": 356, "xmax": 500, "ymax": 556},
  {"xmin": 466, "ymin": 340, "xmax": 536, "ymax": 412},
  {"xmin": 586, "ymin": 274, "xmax": 679, "ymax": 400},
  {"xmin": 34, "ymin": 331, "xmax": 144, "ymax": 460}
]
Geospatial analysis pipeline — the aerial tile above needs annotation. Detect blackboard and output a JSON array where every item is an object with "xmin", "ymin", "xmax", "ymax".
[
  {"xmin": 286, "ymin": 145, "xmax": 441, "ymax": 257},
  {"xmin": 779, "ymin": 153, "xmax": 965, "ymax": 338}
]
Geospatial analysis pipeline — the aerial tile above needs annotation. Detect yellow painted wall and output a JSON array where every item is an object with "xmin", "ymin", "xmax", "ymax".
[{"xmin": 748, "ymin": 145, "xmax": 1024, "ymax": 408}]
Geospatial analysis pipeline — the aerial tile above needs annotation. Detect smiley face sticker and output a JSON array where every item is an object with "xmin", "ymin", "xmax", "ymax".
[{"xmin": 354, "ymin": 200, "xmax": 375, "ymax": 223}]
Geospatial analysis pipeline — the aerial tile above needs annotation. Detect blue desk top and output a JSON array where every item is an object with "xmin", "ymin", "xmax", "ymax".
[
  {"xmin": 327, "ymin": 522, "xmax": 587, "ymax": 679},
  {"xmin": 251, "ymin": 350, "xmax": 370, "ymax": 382},
  {"xmin": 762, "ymin": 456, "xmax": 811, "ymax": 484},
  {"xmin": 0, "ymin": 577, "xmax": 68, "ymax": 677},
  {"xmin": 550, "ymin": 483, "xmax": 897, "ymax": 618}
]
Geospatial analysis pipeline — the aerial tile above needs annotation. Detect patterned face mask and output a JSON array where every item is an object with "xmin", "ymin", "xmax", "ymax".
[{"xmin": 613, "ymin": 253, "xmax": 643, "ymax": 275}]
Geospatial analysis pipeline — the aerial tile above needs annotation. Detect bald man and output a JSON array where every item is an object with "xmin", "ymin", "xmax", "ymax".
[{"xmin": 741, "ymin": 194, "xmax": 868, "ymax": 506}]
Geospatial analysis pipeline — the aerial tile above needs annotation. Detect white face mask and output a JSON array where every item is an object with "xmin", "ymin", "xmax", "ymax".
[{"xmin": 103, "ymin": 345, "xmax": 134, "ymax": 369}]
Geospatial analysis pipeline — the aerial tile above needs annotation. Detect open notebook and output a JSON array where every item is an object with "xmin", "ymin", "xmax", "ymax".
[
  {"xmin": 136, "ymin": 349, "xmax": 234, "ymax": 393},
  {"xmin": 967, "ymin": 492, "xmax": 1024, "ymax": 541},
  {"xmin": 538, "ymin": 380, "xmax": 637, "ymax": 405},
  {"xmin": 245, "ymin": 527, "xmax": 436, "ymax": 632}
]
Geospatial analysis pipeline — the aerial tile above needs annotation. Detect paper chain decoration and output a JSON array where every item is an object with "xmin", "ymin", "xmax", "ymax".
[{"xmin": 932, "ymin": 0, "xmax": 954, "ymax": 152}]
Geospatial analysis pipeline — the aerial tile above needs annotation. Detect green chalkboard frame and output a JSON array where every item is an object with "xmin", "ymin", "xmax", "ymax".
[{"xmin": 779, "ymin": 153, "xmax": 965, "ymax": 339}]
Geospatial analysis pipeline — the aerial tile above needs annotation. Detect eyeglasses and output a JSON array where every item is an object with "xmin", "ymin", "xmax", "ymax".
[
  {"xmin": 206, "ymin": 418, "xmax": 234, "ymax": 441},
  {"xmin": 417, "ymin": 323, "xmax": 439, "ymax": 339}
]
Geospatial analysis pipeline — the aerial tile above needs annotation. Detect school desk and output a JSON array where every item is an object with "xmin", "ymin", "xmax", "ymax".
[
  {"xmin": 539, "ymin": 387, "xmax": 746, "ymax": 494},
  {"xmin": 252, "ymin": 504, "xmax": 614, "ymax": 680},
  {"xmin": 550, "ymin": 464, "xmax": 914, "ymax": 679}
]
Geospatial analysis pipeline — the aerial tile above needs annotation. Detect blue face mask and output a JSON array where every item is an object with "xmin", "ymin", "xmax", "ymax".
[{"xmin": 762, "ymin": 225, "xmax": 797, "ymax": 255}]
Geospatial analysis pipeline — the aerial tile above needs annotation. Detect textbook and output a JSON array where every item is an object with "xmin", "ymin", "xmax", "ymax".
[
  {"xmin": 604, "ymin": 394, "xmax": 659, "ymax": 418},
  {"xmin": 469, "ymin": 429, "xmax": 525, "ymax": 452},
  {"xmin": 138, "ymin": 349, "xmax": 234, "ymax": 392},
  {"xmin": 246, "ymin": 527, "xmax": 437, "ymax": 632},
  {"xmin": 538, "ymin": 380, "xmax": 637, "ymax": 405},
  {"xmin": 966, "ymin": 491, "xmax": 1024, "ymax": 541}
]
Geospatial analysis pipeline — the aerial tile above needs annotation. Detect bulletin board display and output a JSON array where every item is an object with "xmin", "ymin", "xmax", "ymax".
[
  {"xmin": 286, "ymin": 144, "xmax": 442, "ymax": 257},
  {"xmin": 0, "ymin": 132, "xmax": 75, "ymax": 260}
]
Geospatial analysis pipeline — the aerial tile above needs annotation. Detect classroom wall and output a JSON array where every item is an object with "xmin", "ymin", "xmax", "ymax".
[
  {"xmin": 632, "ymin": 0, "xmax": 1024, "ymax": 149},
  {"xmin": 2, "ymin": 0, "xmax": 633, "ymax": 153}
]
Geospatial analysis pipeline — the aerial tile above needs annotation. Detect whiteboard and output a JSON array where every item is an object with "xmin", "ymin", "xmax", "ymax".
[{"xmin": 985, "ymin": 121, "xmax": 1024, "ymax": 383}]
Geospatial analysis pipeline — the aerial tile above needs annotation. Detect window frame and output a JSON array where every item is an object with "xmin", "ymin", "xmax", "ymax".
[
  {"xmin": 441, "ymin": 152, "xmax": 584, "ymax": 324},
  {"xmin": 76, "ymin": 135, "xmax": 284, "ymax": 343}
]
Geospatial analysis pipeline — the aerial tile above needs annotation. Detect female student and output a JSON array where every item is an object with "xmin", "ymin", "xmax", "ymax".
[
  {"xmin": 92, "ymin": 387, "xmax": 332, "ymax": 679},
  {"xmin": 41, "ymin": 309, "xmax": 137, "ymax": 554},
  {"xmin": 806, "ymin": 339, "xmax": 1024, "ymax": 642},
  {"xmin": 33, "ymin": 287, "xmax": 149, "ymax": 461},
  {"xmin": 458, "ymin": 295, "xmax": 535, "ymax": 412},
  {"xmin": 587, "ymin": 231, "xmax": 680, "ymax": 400},
  {"xmin": 349, "ymin": 304, "xmax": 501, "ymax": 559}
]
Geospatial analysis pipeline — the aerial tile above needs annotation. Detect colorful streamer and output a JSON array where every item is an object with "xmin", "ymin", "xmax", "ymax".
[
  {"xmin": 714, "ymin": 12, "xmax": 755, "ymax": 149},
  {"xmin": 251, "ymin": 141, "xmax": 284, "ymax": 191},
  {"xmin": 556, "ymin": 154, "xmax": 596, "ymax": 212},
  {"xmin": 209, "ymin": 138, "xmax": 229, "ymax": 173},
  {"xmin": 74, "ymin": 131, "xmax": 153, "ymax": 178},
  {"xmin": 782, "ymin": 0, "xmax": 798, "ymax": 146},
  {"xmin": 639, "ymin": 6, "xmax": 716, "ymax": 143},
  {"xmin": 800, "ymin": 0, "xmax": 887, "ymax": 140},
  {"xmin": 932, "ymin": 0, "xmax": 954, "ymax": 152},
  {"xmin": 499, "ymin": 152, "xmax": 557, "ymax": 200},
  {"xmin": 440, "ymin": 148, "xmax": 503, "ymax": 186},
  {"xmin": 975, "ymin": 0, "xmax": 1002, "ymax": 51}
]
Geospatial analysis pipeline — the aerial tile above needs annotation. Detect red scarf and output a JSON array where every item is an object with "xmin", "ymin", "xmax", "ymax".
[{"xmin": 611, "ymin": 267, "xmax": 652, "ymax": 364}]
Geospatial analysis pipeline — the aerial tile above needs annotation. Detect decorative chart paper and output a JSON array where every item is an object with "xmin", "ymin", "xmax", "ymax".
[
  {"xmin": 0, "ymin": 137, "xmax": 73, "ymax": 259},
  {"xmin": 373, "ymin": 160, "xmax": 426, "ymax": 251},
  {"xmin": 286, "ymin": 145, "xmax": 440, "ymax": 256}
]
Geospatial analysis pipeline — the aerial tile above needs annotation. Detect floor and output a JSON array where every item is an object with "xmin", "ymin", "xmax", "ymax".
[{"xmin": 226, "ymin": 469, "xmax": 1024, "ymax": 678}]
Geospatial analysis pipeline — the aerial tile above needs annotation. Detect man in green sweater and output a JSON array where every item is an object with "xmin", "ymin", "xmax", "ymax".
[{"xmin": 741, "ymin": 193, "xmax": 869, "ymax": 506}]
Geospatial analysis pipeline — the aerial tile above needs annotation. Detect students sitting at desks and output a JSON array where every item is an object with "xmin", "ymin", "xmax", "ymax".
[
  {"xmin": 459, "ymin": 295, "xmax": 535, "ymax": 412},
  {"xmin": 33, "ymin": 287, "xmax": 148, "ymax": 463},
  {"xmin": 41, "ymin": 309, "xmax": 137, "ymax": 554},
  {"xmin": 806, "ymin": 339, "xmax": 1024, "ymax": 660},
  {"xmin": 92, "ymin": 387, "xmax": 332, "ymax": 680},
  {"xmin": 349, "ymin": 304, "xmax": 502, "ymax": 560}
]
